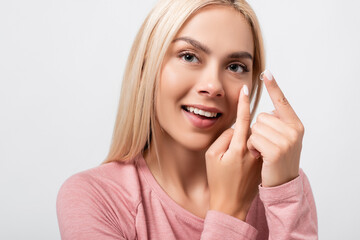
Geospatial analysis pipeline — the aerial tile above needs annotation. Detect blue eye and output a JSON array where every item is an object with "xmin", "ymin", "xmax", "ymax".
[
  {"xmin": 180, "ymin": 53, "xmax": 199, "ymax": 63},
  {"xmin": 228, "ymin": 63, "xmax": 249, "ymax": 73}
]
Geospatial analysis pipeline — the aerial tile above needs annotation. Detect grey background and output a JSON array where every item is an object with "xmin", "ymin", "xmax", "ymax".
[{"xmin": 1, "ymin": 0, "xmax": 359, "ymax": 239}]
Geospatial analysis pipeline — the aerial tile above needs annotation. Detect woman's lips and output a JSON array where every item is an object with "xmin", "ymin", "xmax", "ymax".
[{"xmin": 182, "ymin": 108, "xmax": 220, "ymax": 129}]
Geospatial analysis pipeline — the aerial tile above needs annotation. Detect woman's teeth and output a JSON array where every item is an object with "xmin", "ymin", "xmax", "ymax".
[{"xmin": 186, "ymin": 106, "xmax": 218, "ymax": 118}]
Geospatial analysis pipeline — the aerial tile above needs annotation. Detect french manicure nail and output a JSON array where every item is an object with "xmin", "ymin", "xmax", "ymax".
[{"xmin": 243, "ymin": 85, "xmax": 249, "ymax": 96}]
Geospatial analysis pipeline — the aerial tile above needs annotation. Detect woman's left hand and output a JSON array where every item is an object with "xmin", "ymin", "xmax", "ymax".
[{"xmin": 247, "ymin": 70, "xmax": 305, "ymax": 188}]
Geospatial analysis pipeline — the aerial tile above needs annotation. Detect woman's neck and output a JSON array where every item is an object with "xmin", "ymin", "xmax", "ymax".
[{"xmin": 143, "ymin": 130, "xmax": 209, "ymax": 203}]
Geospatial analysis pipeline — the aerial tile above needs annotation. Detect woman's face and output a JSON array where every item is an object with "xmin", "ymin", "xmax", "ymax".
[{"xmin": 155, "ymin": 5, "xmax": 254, "ymax": 151}]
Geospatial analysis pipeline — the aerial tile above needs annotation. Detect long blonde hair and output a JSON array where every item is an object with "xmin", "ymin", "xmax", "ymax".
[{"xmin": 102, "ymin": 0, "xmax": 265, "ymax": 164}]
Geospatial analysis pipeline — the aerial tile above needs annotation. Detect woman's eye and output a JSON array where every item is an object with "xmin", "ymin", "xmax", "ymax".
[
  {"xmin": 180, "ymin": 53, "xmax": 199, "ymax": 63},
  {"xmin": 228, "ymin": 63, "xmax": 248, "ymax": 73}
]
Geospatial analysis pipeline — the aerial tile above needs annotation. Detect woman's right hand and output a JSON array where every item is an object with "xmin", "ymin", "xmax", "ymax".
[{"xmin": 205, "ymin": 85, "xmax": 262, "ymax": 221}]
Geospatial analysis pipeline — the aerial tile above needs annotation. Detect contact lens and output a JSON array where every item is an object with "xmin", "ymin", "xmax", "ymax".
[{"xmin": 259, "ymin": 72, "xmax": 264, "ymax": 81}]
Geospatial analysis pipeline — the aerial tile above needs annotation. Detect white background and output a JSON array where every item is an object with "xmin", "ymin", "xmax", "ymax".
[{"xmin": 1, "ymin": 0, "xmax": 359, "ymax": 239}]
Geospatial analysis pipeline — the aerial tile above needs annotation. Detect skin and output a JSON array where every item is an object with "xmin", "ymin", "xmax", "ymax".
[{"xmin": 144, "ymin": 5, "xmax": 304, "ymax": 221}]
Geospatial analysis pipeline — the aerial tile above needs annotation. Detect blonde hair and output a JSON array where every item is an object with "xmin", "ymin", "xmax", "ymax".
[{"xmin": 102, "ymin": 0, "xmax": 265, "ymax": 164}]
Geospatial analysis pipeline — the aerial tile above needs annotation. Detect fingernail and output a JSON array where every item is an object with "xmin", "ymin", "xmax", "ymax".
[
  {"xmin": 267, "ymin": 110, "xmax": 274, "ymax": 115},
  {"xmin": 260, "ymin": 69, "xmax": 273, "ymax": 81},
  {"xmin": 243, "ymin": 85, "xmax": 249, "ymax": 96}
]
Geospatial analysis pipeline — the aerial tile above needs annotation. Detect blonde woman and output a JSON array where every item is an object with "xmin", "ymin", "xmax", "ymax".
[{"xmin": 56, "ymin": 0, "xmax": 318, "ymax": 239}]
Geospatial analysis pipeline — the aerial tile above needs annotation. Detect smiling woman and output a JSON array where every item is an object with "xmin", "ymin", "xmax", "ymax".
[
  {"xmin": 155, "ymin": 7, "xmax": 254, "ymax": 152},
  {"xmin": 56, "ymin": 0, "xmax": 318, "ymax": 239}
]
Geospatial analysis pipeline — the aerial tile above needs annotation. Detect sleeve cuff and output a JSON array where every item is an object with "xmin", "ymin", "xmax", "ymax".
[{"xmin": 259, "ymin": 172, "xmax": 304, "ymax": 203}]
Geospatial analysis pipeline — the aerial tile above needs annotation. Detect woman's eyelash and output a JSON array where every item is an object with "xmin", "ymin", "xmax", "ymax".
[
  {"xmin": 228, "ymin": 63, "xmax": 249, "ymax": 73},
  {"xmin": 178, "ymin": 51, "xmax": 249, "ymax": 73},
  {"xmin": 178, "ymin": 51, "xmax": 200, "ymax": 63}
]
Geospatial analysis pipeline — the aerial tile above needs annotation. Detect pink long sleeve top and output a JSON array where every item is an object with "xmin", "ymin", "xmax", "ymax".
[{"xmin": 56, "ymin": 154, "xmax": 318, "ymax": 239}]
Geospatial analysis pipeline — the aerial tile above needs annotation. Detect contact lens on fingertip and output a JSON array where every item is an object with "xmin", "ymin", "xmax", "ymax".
[
  {"xmin": 259, "ymin": 72, "xmax": 264, "ymax": 81},
  {"xmin": 259, "ymin": 69, "xmax": 273, "ymax": 81}
]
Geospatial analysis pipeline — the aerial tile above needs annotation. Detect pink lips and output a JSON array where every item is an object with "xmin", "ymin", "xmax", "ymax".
[{"xmin": 182, "ymin": 105, "xmax": 221, "ymax": 129}]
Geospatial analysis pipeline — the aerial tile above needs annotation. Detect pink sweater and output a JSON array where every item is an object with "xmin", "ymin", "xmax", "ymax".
[{"xmin": 56, "ymin": 154, "xmax": 318, "ymax": 239}]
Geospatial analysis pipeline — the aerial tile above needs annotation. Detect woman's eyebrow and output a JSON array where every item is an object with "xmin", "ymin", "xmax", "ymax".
[{"xmin": 172, "ymin": 36, "xmax": 253, "ymax": 60}]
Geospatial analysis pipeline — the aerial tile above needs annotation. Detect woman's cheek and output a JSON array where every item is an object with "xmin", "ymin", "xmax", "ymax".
[{"xmin": 161, "ymin": 60, "xmax": 197, "ymax": 96}]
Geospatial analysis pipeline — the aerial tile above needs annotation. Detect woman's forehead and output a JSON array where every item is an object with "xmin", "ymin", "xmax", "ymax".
[{"xmin": 173, "ymin": 5, "xmax": 254, "ymax": 56}]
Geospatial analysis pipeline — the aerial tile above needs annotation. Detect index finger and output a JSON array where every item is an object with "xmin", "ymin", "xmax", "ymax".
[
  {"xmin": 229, "ymin": 84, "xmax": 251, "ymax": 150},
  {"xmin": 260, "ymin": 69, "xmax": 299, "ymax": 123}
]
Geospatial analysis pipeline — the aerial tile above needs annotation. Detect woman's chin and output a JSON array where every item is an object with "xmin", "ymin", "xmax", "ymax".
[{"xmin": 177, "ymin": 134, "xmax": 219, "ymax": 152}]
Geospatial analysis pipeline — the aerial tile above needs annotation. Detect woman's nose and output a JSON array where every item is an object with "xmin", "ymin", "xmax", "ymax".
[{"xmin": 196, "ymin": 66, "xmax": 225, "ymax": 98}]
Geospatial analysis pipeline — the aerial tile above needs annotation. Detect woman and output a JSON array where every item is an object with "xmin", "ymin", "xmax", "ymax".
[{"xmin": 57, "ymin": 0, "xmax": 318, "ymax": 239}]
